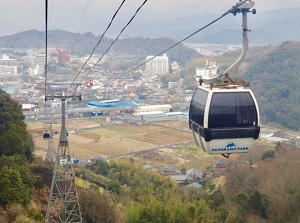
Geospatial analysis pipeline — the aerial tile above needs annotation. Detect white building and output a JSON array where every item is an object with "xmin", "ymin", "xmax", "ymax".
[
  {"xmin": 133, "ymin": 104, "xmax": 172, "ymax": 116},
  {"xmin": 195, "ymin": 60, "xmax": 218, "ymax": 80},
  {"xmin": 0, "ymin": 55, "xmax": 18, "ymax": 74},
  {"xmin": 32, "ymin": 54, "xmax": 46, "ymax": 66},
  {"xmin": 146, "ymin": 54, "xmax": 169, "ymax": 75},
  {"xmin": 27, "ymin": 49, "xmax": 47, "ymax": 66}
]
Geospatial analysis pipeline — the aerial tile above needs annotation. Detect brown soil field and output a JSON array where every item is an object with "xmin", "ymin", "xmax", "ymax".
[
  {"xmin": 28, "ymin": 119, "xmax": 194, "ymax": 161},
  {"xmin": 27, "ymin": 118, "xmax": 278, "ymax": 173}
]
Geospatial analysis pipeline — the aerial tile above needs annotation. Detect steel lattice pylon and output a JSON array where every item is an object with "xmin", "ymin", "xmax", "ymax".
[
  {"xmin": 45, "ymin": 84, "xmax": 82, "ymax": 223},
  {"xmin": 44, "ymin": 100, "xmax": 57, "ymax": 162}
]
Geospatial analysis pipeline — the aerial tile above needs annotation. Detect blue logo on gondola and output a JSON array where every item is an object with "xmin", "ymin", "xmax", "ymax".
[
  {"xmin": 212, "ymin": 142, "xmax": 249, "ymax": 152},
  {"xmin": 226, "ymin": 142, "xmax": 235, "ymax": 148}
]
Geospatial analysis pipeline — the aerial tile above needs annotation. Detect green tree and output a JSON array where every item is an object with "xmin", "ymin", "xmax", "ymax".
[
  {"xmin": 275, "ymin": 141, "xmax": 283, "ymax": 151},
  {"xmin": 249, "ymin": 191, "xmax": 269, "ymax": 219},
  {"xmin": 0, "ymin": 89, "xmax": 33, "ymax": 161},
  {"xmin": 125, "ymin": 202, "xmax": 146, "ymax": 223},
  {"xmin": 209, "ymin": 189, "xmax": 225, "ymax": 207},
  {"xmin": 224, "ymin": 208, "xmax": 238, "ymax": 223},
  {"xmin": 0, "ymin": 155, "xmax": 34, "ymax": 207},
  {"xmin": 91, "ymin": 159, "xmax": 110, "ymax": 176},
  {"xmin": 106, "ymin": 180, "xmax": 121, "ymax": 193},
  {"xmin": 261, "ymin": 150, "xmax": 276, "ymax": 160},
  {"xmin": 0, "ymin": 166, "xmax": 31, "ymax": 207},
  {"xmin": 80, "ymin": 190, "xmax": 118, "ymax": 223},
  {"xmin": 231, "ymin": 192, "xmax": 249, "ymax": 216}
]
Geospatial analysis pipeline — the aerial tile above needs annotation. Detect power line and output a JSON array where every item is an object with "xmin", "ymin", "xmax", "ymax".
[
  {"xmin": 44, "ymin": 0, "xmax": 48, "ymax": 96},
  {"xmin": 44, "ymin": 0, "xmax": 48, "ymax": 126},
  {"xmin": 69, "ymin": 0, "xmax": 91, "ymax": 54},
  {"xmin": 109, "ymin": 0, "xmax": 250, "ymax": 83},
  {"xmin": 74, "ymin": 0, "xmax": 148, "ymax": 86},
  {"xmin": 72, "ymin": 0, "xmax": 126, "ymax": 84}
]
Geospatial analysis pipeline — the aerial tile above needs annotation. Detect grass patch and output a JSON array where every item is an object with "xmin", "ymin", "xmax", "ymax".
[
  {"xmin": 76, "ymin": 177, "xmax": 89, "ymax": 189},
  {"xmin": 187, "ymin": 146, "xmax": 199, "ymax": 153}
]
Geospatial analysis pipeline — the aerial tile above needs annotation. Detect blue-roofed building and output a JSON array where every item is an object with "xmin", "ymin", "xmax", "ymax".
[{"xmin": 86, "ymin": 100, "xmax": 139, "ymax": 108}]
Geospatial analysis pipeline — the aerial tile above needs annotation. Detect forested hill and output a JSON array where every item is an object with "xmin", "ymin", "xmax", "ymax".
[
  {"xmin": 0, "ymin": 29, "xmax": 200, "ymax": 65},
  {"xmin": 244, "ymin": 41, "xmax": 300, "ymax": 129}
]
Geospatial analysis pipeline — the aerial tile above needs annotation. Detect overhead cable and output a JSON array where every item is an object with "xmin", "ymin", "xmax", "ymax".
[
  {"xmin": 109, "ymin": 0, "xmax": 249, "ymax": 82},
  {"xmin": 44, "ymin": 0, "xmax": 48, "ymax": 125},
  {"xmin": 74, "ymin": 0, "xmax": 148, "ymax": 86},
  {"xmin": 72, "ymin": 0, "xmax": 126, "ymax": 84},
  {"xmin": 44, "ymin": 0, "xmax": 48, "ymax": 95},
  {"xmin": 69, "ymin": 0, "xmax": 91, "ymax": 54}
]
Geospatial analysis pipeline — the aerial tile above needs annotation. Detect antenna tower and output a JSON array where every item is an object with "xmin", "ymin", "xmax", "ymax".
[{"xmin": 45, "ymin": 83, "xmax": 83, "ymax": 223}]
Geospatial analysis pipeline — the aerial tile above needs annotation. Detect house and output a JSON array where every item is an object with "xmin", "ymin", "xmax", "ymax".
[
  {"xmin": 89, "ymin": 155, "xmax": 107, "ymax": 163},
  {"xmin": 213, "ymin": 160, "xmax": 228, "ymax": 173},
  {"xmin": 186, "ymin": 168, "xmax": 203, "ymax": 181},
  {"xmin": 186, "ymin": 182, "xmax": 203, "ymax": 189},
  {"xmin": 170, "ymin": 168, "xmax": 203, "ymax": 185},
  {"xmin": 160, "ymin": 165, "xmax": 176, "ymax": 176},
  {"xmin": 170, "ymin": 175, "xmax": 192, "ymax": 184}
]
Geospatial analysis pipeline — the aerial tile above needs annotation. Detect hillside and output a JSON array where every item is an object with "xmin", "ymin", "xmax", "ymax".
[
  {"xmin": 0, "ymin": 29, "xmax": 200, "ymax": 65},
  {"xmin": 244, "ymin": 41, "xmax": 300, "ymax": 130}
]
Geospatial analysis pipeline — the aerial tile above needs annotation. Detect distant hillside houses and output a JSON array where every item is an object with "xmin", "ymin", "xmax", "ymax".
[{"xmin": 160, "ymin": 165, "xmax": 204, "ymax": 187}]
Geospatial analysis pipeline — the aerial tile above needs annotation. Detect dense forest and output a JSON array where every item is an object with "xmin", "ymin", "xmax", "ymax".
[
  {"xmin": 244, "ymin": 41, "xmax": 300, "ymax": 130},
  {"xmin": 0, "ymin": 89, "xmax": 40, "ymax": 222}
]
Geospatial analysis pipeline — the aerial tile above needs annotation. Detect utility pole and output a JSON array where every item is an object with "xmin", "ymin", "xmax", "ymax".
[{"xmin": 45, "ymin": 83, "xmax": 83, "ymax": 223}]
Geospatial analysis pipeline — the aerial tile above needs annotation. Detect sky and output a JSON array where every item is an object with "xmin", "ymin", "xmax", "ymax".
[{"xmin": 1, "ymin": 0, "xmax": 300, "ymax": 36}]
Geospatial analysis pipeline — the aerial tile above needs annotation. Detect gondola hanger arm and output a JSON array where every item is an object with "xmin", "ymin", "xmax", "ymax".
[{"xmin": 207, "ymin": 0, "xmax": 256, "ymax": 88}]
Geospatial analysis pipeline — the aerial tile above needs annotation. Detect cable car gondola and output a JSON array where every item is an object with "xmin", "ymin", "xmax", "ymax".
[
  {"xmin": 189, "ymin": 83, "xmax": 260, "ymax": 157},
  {"xmin": 43, "ymin": 130, "xmax": 51, "ymax": 139},
  {"xmin": 189, "ymin": 1, "xmax": 260, "ymax": 158}
]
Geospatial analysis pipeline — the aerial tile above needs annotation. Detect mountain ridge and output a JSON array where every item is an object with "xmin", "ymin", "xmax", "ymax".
[
  {"xmin": 1, "ymin": 8, "xmax": 299, "ymax": 45},
  {"xmin": 0, "ymin": 29, "xmax": 201, "ymax": 65}
]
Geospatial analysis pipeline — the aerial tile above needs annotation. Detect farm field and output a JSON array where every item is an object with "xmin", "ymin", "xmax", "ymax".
[
  {"xmin": 27, "ymin": 118, "xmax": 282, "ymax": 171},
  {"xmin": 27, "ymin": 119, "xmax": 194, "ymax": 161}
]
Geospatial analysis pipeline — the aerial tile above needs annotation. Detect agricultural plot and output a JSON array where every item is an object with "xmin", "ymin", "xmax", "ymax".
[
  {"xmin": 28, "ymin": 119, "xmax": 194, "ymax": 161},
  {"xmin": 27, "ymin": 119, "xmax": 282, "ymax": 172}
]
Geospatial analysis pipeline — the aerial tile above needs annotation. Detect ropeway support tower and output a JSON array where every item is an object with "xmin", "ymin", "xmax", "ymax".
[
  {"xmin": 44, "ymin": 99, "xmax": 57, "ymax": 162},
  {"xmin": 45, "ymin": 83, "xmax": 83, "ymax": 223}
]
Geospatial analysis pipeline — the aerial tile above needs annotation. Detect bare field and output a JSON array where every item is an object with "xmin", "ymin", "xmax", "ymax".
[
  {"xmin": 27, "ymin": 119, "xmax": 278, "ymax": 171},
  {"xmin": 28, "ymin": 119, "xmax": 194, "ymax": 160}
]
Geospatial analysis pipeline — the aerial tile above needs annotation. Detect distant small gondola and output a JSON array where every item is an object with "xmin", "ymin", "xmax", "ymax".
[
  {"xmin": 43, "ymin": 130, "xmax": 51, "ymax": 139},
  {"xmin": 189, "ymin": 0, "xmax": 259, "ymax": 158}
]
